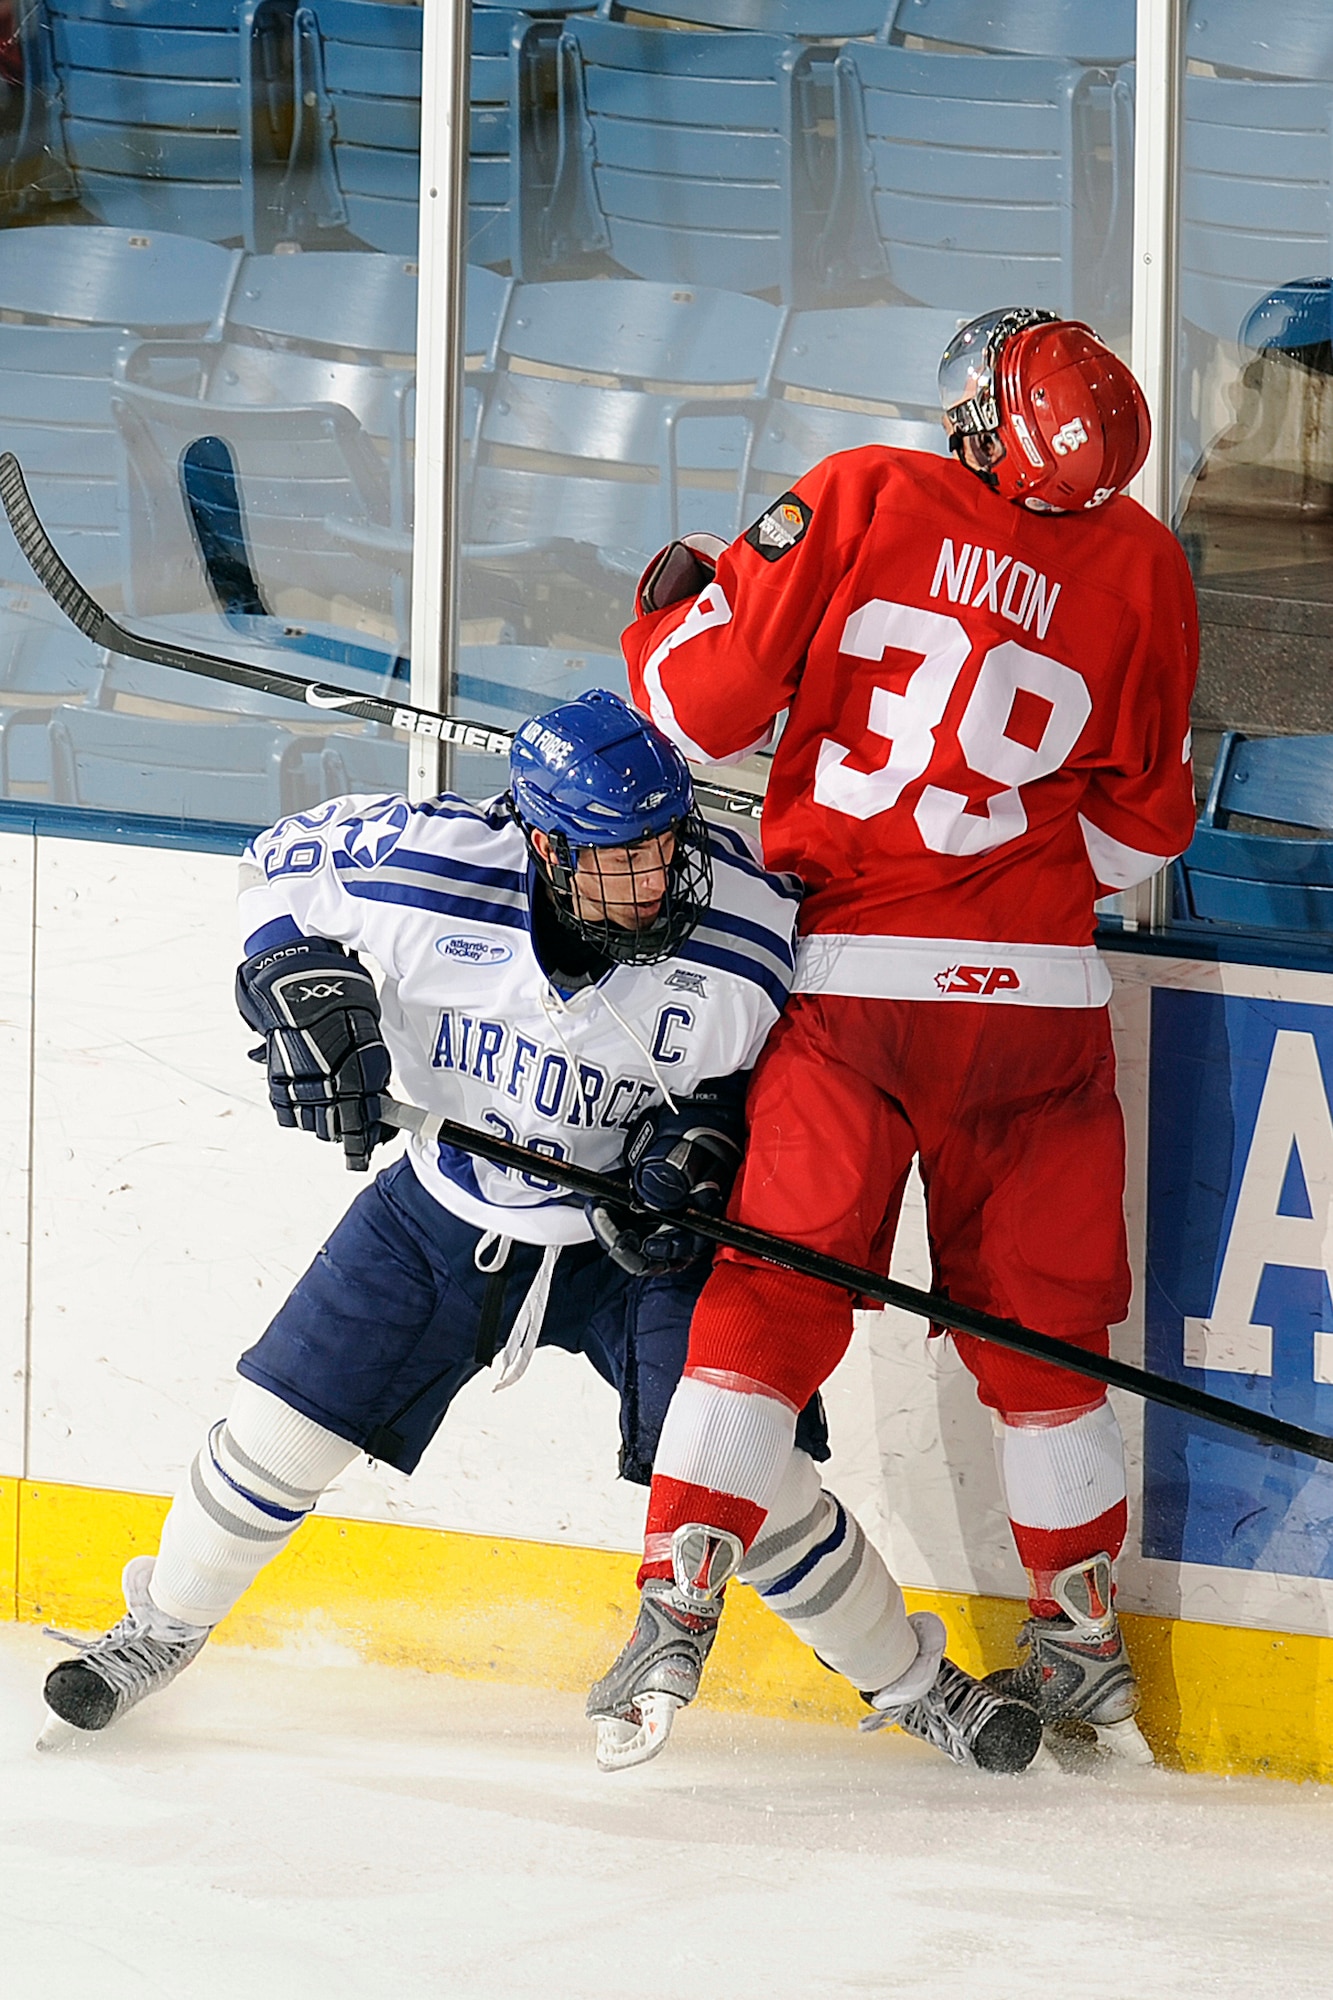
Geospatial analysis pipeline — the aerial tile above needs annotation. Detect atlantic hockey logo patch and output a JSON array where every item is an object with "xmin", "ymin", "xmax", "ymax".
[
  {"xmin": 744, "ymin": 492, "xmax": 811, "ymax": 562},
  {"xmin": 665, "ymin": 968, "xmax": 707, "ymax": 996},
  {"xmin": 934, "ymin": 964, "xmax": 1022, "ymax": 995},
  {"xmin": 436, "ymin": 935, "xmax": 513, "ymax": 965}
]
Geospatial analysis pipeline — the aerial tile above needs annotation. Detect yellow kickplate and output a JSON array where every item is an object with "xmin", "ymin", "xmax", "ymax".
[
  {"xmin": 0, "ymin": 1477, "xmax": 17, "ymax": 1622},
  {"xmin": 13, "ymin": 1478, "xmax": 1333, "ymax": 1782}
]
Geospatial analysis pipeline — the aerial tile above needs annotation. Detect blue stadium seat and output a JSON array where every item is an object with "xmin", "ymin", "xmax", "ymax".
[
  {"xmin": 882, "ymin": 0, "xmax": 1135, "ymax": 63},
  {"xmin": 597, "ymin": 2, "xmax": 883, "ymax": 32},
  {"xmin": 1187, "ymin": 2, "xmax": 1333, "ymax": 84},
  {"xmin": 0, "ymin": 595, "xmax": 104, "ymax": 800},
  {"xmin": 113, "ymin": 249, "xmax": 419, "ymax": 645},
  {"xmin": 1182, "ymin": 0, "xmax": 1333, "ymax": 340},
  {"xmin": 37, "ymin": 0, "xmax": 309, "ymax": 248},
  {"xmin": 464, "ymin": 263, "xmax": 513, "ymax": 454},
  {"xmin": 463, "ymin": 279, "xmax": 781, "ymax": 645},
  {"xmin": 1175, "ymin": 731, "xmax": 1333, "ymax": 934},
  {"xmin": 546, "ymin": 10, "xmax": 854, "ymax": 299},
  {"xmin": 114, "ymin": 384, "xmax": 413, "ymax": 649},
  {"xmin": 0, "ymin": 226, "xmax": 239, "ymax": 597},
  {"xmin": 449, "ymin": 641, "xmax": 629, "ymax": 799},
  {"xmin": 299, "ymin": 0, "xmax": 577, "ymax": 267},
  {"xmin": 47, "ymin": 649, "xmax": 382, "ymax": 823},
  {"xmin": 743, "ymin": 303, "xmax": 952, "ymax": 517},
  {"xmin": 826, "ymin": 40, "xmax": 1131, "ymax": 323}
]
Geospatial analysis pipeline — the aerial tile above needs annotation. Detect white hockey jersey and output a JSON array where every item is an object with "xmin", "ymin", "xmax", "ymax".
[{"xmin": 238, "ymin": 791, "xmax": 800, "ymax": 1245}]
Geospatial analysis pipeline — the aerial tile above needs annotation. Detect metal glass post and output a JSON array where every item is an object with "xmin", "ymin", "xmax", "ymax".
[
  {"xmin": 1128, "ymin": 0, "xmax": 1185, "ymax": 928},
  {"xmin": 409, "ymin": 0, "xmax": 473, "ymax": 803}
]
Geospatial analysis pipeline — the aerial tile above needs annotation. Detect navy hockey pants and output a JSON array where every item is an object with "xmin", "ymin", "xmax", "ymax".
[{"xmin": 240, "ymin": 1155, "xmax": 828, "ymax": 1481}]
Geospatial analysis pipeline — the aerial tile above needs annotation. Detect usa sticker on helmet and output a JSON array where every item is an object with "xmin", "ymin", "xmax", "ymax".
[{"xmin": 745, "ymin": 492, "xmax": 812, "ymax": 561}]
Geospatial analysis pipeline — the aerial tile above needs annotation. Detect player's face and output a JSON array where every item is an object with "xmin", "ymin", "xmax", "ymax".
[
  {"xmin": 570, "ymin": 831, "xmax": 676, "ymax": 931},
  {"xmin": 954, "ymin": 428, "xmax": 1007, "ymax": 475}
]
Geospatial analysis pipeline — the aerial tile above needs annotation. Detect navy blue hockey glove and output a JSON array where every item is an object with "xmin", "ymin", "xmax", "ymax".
[
  {"xmin": 588, "ymin": 1077, "xmax": 746, "ymax": 1276},
  {"xmin": 236, "ymin": 937, "xmax": 391, "ymax": 1173}
]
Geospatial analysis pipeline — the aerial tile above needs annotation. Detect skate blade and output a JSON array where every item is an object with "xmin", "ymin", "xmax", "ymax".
[
  {"xmin": 35, "ymin": 1710, "xmax": 86, "ymax": 1753},
  {"xmin": 1093, "ymin": 1716, "xmax": 1155, "ymax": 1766},
  {"xmin": 1025, "ymin": 1736, "xmax": 1062, "ymax": 1774},
  {"xmin": 594, "ymin": 1692, "xmax": 683, "ymax": 1773}
]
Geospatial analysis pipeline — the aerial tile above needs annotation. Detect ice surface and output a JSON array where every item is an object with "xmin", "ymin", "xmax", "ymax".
[{"xmin": 2, "ymin": 1621, "xmax": 1331, "ymax": 1999}]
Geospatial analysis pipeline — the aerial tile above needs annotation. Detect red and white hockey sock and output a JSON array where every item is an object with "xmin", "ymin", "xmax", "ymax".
[
  {"xmin": 640, "ymin": 1369, "xmax": 799, "ymax": 1585},
  {"xmin": 993, "ymin": 1400, "xmax": 1128, "ymax": 1617}
]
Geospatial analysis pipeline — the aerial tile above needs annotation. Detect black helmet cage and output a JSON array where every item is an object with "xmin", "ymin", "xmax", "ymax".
[
  {"xmin": 939, "ymin": 305, "xmax": 1062, "ymax": 473},
  {"xmin": 511, "ymin": 799, "xmax": 714, "ymax": 966}
]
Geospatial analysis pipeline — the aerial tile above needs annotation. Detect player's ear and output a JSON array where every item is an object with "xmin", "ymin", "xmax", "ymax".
[{"xmin": 530, "ymin": 828, "xmax": 552, "ymax": 866}]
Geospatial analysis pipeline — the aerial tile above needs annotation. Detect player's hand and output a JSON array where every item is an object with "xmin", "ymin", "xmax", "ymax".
[
  {"xmin": 624, "ymin": 1095, "xmax": 743, "ymax": 1218},
  {"xmin": 236, "ymin": 937, "xmax": 391, "ymax": 1173},
  {"xmin": 635, "ymin": 532, "xmax": 727, "ymax": 616},
  {"xmin": 587, "ymin": 1192, "xmax": 705, "ymax": 1277}
]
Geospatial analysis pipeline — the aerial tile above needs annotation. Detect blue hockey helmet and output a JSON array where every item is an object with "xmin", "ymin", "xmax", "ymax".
[
  {"xmin": 508, "ymin": 689, "xmax": 712, "ymax": 965},
  {"xmin": 1239, "ymin": 278, "xmax": 1333, "ymax": 371}
]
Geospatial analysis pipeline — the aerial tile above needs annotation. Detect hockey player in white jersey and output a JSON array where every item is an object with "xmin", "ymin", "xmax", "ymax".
[{"xmin": 40, "ymin": 690, "xmax": 1038, "ymax": 1773}]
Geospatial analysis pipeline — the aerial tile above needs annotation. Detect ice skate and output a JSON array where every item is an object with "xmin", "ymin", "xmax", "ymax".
[
  {"xmin": 39, "ymin": 1556, "xmax": 211, "ymax": 1744},
  {"xmin": 984, "ymin": 1553, "xmax": 1153, "ymax": 1768},
  {"xmin": 860, "ymin": 1611, "xmax": 1044, "ymax": 1773},
  {"xmin": 587, "ymin": 1525, "xmax": 742, "ymax": 1771}
]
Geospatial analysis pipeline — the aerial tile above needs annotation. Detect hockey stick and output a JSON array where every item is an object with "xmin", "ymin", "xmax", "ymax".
[
  {"xmin": 179, "ymin": 435, "xmax": 412, "ymax": 683},
  {"xmin": 378, "ymin": 1096, "xmax": 1333, "ymax": 1468},
  {"xmin": 0, "ymin": 452, "xmax": 764, "ymax": 822}
]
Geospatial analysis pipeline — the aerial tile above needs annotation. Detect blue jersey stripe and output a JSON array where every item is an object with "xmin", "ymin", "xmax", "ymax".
[
  {"xmin": 695, "ymin": 904, "xmax": 795, "ymax": 973},
  {"xmin": 676, "ymin": 935, "xmax": 788, "ymax": 1011},
  {"xmin": 411, "ymin": 794, "xmax": 490, "ymax": 823},
  {"xmin": 759, "ymin": 1500, "xmax": 849, "ymax": 1600},
  {"xmin": 343, "ymin": 879, "xmax": 530, "ymax": 930},
  {"xmin": 372, "ymin": 848, "xmax": 528, "ymax": 894},
  {"xmin": 242, "ymin": 913, "xmax": 306, "ymax": 957},
  {"xmin": 709, "ymin": 834, "xmax": 803, "ymax": 902}
]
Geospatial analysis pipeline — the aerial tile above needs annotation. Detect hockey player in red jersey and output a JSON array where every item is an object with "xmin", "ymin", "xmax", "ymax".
[{"xmin": 588, "ymin": 307, "xmax": 1199, "ymax": 1766}]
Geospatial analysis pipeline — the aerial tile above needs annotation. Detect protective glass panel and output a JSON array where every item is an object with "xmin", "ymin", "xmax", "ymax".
[
  {"xmin": 455, "ymin": 0, "xmax": 1137, "ymax": 811},
  {"xmin": 0, "ymin": 0, "xmax": 414, "ymax": 831},
  {"xmin": 1175, "ymin": 0, "xmax": 1333, "ymax": 926}
]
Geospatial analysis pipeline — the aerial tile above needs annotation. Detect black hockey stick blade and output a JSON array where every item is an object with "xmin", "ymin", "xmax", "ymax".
[
  {"xmin": 179, "ymin": 435, "xmax": 270, "ymax": 620},
  {"xmin": 0, "ymin": 451, "xmax": 763, "ymax": 818},
  {"xmin": 0, "ymin": 450, "xmax": 116, "ymax": 646},
  {"xmin": 380, "ymin": 1095, "xmax": 1333, "ymax": 1469},
  {"xmin": 180, "ymin": 435, "xmax": 410, "ymax": 682}
]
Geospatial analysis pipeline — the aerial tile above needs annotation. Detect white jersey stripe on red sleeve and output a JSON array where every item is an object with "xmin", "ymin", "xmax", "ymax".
[
  {"xmin": 1078, "ymin": 812, "xmax": 1175, "ymax": 890},
  {"xmin": 640, "ymin": 581, "xmax": 734, "ymax": 760}
]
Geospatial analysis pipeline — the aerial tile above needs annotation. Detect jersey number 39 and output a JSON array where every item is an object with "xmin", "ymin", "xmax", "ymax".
[{"xmin": 813, "ymin": 599, "xmax": 1092, "ymax": 855}]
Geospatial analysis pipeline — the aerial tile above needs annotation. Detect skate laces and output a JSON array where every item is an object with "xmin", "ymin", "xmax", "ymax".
[
  {"xmin": 878, "ymin": 1656, "xmax": 1015, "ymax": 1759},
  {"xmin": 44, "ymin": 1608, "xmax": 206, "ymax": 1703}
]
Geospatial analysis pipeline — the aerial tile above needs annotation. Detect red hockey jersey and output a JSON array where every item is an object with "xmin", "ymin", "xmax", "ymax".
[{"xmin": 625, "ymin": 448, "xmax": 1199, "ymax": 1008}]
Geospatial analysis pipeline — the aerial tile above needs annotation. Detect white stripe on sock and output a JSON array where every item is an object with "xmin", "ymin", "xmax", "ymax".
[
  {"xmin": 150, "ymin": 1383, "xmax": 358, "ymax": 1627},
  {"xmin": 652, "ymin": 1373, "xmax": 796, "ymax": 1508},
  {"xmin": 740, "ymin": 1449, "xmax": 917, "ymax": 1692},
  {"xmin": 996, "ymin": 1400, "xmax": 1126, "ymax": 1533}
]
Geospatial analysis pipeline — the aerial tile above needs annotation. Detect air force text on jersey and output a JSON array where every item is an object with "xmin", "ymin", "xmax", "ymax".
[{"xmin": 238, "ymin": 791, "xmax": 800, "ymax": 1243}]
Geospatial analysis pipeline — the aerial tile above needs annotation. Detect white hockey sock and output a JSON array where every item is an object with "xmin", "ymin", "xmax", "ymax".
[
  {"xmin": 994, "ymin": 1400, "xmax": 1127, "ymax": 1538},
  {"xmin": 150, "ymin": 1380, "xmax": 359, "ymax": 1628},
  {"xmin": 739, "ymin": 1449, "xmax": 917, "ymax": 1693}
]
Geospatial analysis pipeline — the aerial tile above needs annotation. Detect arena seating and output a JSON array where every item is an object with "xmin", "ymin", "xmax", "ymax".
[{"xmin": 1176, "ymin": 731, "xmax": 1333, "ymax": 934}]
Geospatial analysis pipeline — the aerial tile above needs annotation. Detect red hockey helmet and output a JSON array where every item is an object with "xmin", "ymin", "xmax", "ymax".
[{"xmin": 939, "ymin": 307, "xmax": 1150, "ymax": 512}]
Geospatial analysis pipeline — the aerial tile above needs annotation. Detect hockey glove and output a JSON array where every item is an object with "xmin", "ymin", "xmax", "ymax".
[
  {"xmin": 589, "ymin": 1078, "xmax": 746, "ymax": 1276},
  {"xmin": 236, "ymin": 937, "xmax": 391, "ymax": 1173},
  {"xmin": 635, "ymin": 532, "xmax": 727, "ymax": 617}
]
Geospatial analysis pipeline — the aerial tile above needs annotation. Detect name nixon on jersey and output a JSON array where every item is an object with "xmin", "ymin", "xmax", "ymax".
[{"xmin": 929, "ymin": 537, "xmax": 1060, "ymax": 640}]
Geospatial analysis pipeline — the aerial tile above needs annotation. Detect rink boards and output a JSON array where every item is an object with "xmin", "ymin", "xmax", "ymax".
[{"xmin": 4, "ymin": 812, "xmax": 1333, "ymax": 1782}]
